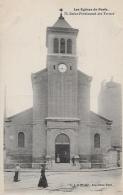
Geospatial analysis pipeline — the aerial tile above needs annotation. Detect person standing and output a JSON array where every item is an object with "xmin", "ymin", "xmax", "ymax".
[
  {"xmin": 13, "ymin": 164, "xmax": 20, "ymax": 182},
  {"xmin": 56, "ymin": 154, "xmax": 60, "ymax": 163},
  {"xmin": 72, "ymin": 156, "xmax": 75, "ymax": 166},
  {"xmin": 38, "ymin": 164, "xmax": 48, "ymax": 188}
]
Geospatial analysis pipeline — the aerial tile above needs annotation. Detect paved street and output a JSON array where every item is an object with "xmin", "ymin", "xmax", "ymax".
[{"xmin": 4, "ymin": 169, "xmax": 122, "ymax": 194}]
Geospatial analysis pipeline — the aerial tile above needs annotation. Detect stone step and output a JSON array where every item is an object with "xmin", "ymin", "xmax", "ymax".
[{"xmin": 47, "ymin": 163, "xmax": 80, "ymax": 171}]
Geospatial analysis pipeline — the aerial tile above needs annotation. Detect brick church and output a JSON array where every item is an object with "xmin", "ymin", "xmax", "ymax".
[{"xmin": 4, "ymin": 11, "xmax": 122, "ymax": 168}]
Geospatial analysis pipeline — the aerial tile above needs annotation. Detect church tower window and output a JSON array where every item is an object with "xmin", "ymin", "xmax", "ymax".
[
  {"xmin": 60, "ymin": 38, "xmax": 65, "ymax": 53},
  {"xmin": 18, "ymin": 132, "xmax": 25, "ymax": 148},
  {"xmin": 67, "ymin": 39, "xmax": 72, "ymax": 54},
  {"xmin": 54, "ymin": 38, "xmax": 59, "ymax": 53},
  {"xmin": 94, "ymin": 133, "xmax": 100, "ymax": 148}
]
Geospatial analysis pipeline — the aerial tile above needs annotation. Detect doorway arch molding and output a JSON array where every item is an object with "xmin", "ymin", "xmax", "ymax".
[
  {"xmin": 46, "ymin": 128, "xmax": 78, "ymax": 159},
  {"xmin": 55, "ymin": 133, "xmax": 70, "ymax": 144}
]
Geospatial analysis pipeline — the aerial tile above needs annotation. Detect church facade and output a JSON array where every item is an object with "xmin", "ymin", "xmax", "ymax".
[{"xmin": 5, "ymin": 13, "xmax": 117, "ymax": 169}]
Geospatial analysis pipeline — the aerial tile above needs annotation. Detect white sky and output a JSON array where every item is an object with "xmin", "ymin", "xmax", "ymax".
[{"xmin": 1, "ymin": 0, "xmax": 123, "ymax": 117}]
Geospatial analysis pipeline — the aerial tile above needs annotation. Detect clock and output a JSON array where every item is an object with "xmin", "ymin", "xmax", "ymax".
[{"xmin": 58, "ymin": 64, "xmax": 67, "ymax": 72}]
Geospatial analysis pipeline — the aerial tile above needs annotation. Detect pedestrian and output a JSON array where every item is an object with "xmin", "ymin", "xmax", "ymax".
[
  {"xmin": 72, "ymin": 156, "xmax": 75, "ymax": 166},
  {"xmin": 13, "ymin": 164, "xmax": 20, "ymax": 182},
  {"xmin": 117, "ymin": 160, "xmax": 120, "ymax": 167},
  {"xmin": 56, "ymin": 154, "xmax": 60, "ymax": 163},
  {"xmin": 38, "ymin": 164, "xmax": 48, "ymax": 188}
]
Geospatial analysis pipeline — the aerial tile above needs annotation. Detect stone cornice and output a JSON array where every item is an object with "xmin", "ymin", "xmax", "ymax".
[{"xmin": 45, "ymin": 117, "xmax": 80, "ymax": 122}]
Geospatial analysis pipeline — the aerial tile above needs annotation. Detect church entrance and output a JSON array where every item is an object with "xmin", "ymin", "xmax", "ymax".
[{"xmin": 55, "ymin": 134, "xmax": 70, "ymax": 163}]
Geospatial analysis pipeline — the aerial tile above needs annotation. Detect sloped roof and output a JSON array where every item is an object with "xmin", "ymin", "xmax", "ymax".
[
  {"xmin": 78, "ymin": 70, "xmax": 92, "ymax": 80},
  {"xmin": 5, "ymin": 110, "xmax": 112, "ymax": 125},
  {"xmin": 78, "ymin": 70, "xmax": 92, "ymax": 84},
  {"xmin": 31, "ymin": 68, "xmax": 47, "ymax": 78},
  {"xmin": 5, "ymin": 108, "xmax": 33, "ymax": 123},
  {"xmin": 53, "ymin": 16, "xmax": 72, "ymax": 28},
  {"xmin": 90, "ymin": 111, "xmax": 112, "ymax": 124}
]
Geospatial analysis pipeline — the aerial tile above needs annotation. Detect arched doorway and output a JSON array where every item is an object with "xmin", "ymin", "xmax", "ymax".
[{"xmin": 55, "ymin": 134, "xmax": 70, "ymax": 163}]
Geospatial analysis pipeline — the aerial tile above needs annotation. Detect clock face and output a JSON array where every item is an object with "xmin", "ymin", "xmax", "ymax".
[{"xmin": 58, "ymin": 64, "xmax": 67, "ymax": 72}]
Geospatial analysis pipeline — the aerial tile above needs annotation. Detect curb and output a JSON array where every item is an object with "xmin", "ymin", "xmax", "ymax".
[{"xmin": 4, "ymin": 167, "xmax": 121, "ymax": 173}]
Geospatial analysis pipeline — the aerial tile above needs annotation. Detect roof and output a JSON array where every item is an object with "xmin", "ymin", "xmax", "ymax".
[
  {"xmin": 101, "ymin": 79, "xmax": 121, "ymax": 90},
  {"xmin": 5, "ymin": 110, "xmax": 112, "ymax": 125},
  {"xmin": 5, "ymin": 108, "xmax": 33, "ymax": 123},
  {"xmin": 90, "ymin": 111, "xmax": 112, "ymax": 124},
  {"xmin": 78, "ymin": 70, "xmax": 92, "ymax": 81},
  {"xmin": 31, "ymin": 68, "xmax": 47, "ymax": 78},
  {"xmin": 53, "ymin": 15, "xmax": 72, "ymax": 28}
]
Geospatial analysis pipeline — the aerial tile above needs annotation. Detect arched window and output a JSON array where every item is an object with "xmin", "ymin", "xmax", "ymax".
[
  {"xmin": 60, "ymin": 38, "xmax": 65, "ymax": 53},
  {"xmin": 94, "ymin": 134, "xmax": 100, "ymax": 148},
  {"xmin": 67, "ymin": 39, "xmax": 72, "ymax": 54},
  {"xmin": 55, "ymin": 134, "xmax": 70, "ymax": 144},
  {"xmin": 18, "ymin": 132, "xmax": 25, "ymax": 147},
  {"xmin": 54, "ymin": 38, "xmax": 59, "ymax": 53}
]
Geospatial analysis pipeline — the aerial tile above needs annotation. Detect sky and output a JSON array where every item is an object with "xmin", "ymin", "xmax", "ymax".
[{"xmin": 1, "ymin": 0, "xmax": 123, "ymax": 117}]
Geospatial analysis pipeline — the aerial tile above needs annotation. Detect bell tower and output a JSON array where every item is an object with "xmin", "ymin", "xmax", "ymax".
[
  {"xmin": 46, "ymin": 9, "xmax": 79, "ymax": 118},
  {"xmin": 46, "ymin": 9, "xmax": 78, "ymax": 71}
]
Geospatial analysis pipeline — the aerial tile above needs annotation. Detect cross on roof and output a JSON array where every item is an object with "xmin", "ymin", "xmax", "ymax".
[{"xmin": 59, "ymin": 8, "xmax": 64, "ymax": 19}]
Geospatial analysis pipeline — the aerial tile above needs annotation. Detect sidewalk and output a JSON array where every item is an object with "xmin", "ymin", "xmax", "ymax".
[{"xmin": 4, "ymin": 167, "xmax": 121, "ymax": 172}]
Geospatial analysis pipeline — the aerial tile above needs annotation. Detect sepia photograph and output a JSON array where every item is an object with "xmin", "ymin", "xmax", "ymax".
[{"xmin": 0, "ymin": 0, "xmax": 123, "ymax": 194}]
